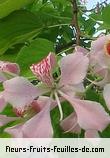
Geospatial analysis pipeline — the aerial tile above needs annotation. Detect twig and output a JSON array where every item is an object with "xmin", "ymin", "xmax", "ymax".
[
  {"xmin": 71, "ymin": 0, "xmax": 81, "ymax": 45},
  {"xmin": 83, "ymin": 0, "xmax": 108, "ymax": 12}
]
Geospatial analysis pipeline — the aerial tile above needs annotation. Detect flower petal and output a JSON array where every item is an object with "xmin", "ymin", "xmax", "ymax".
[
  {"xmin": 22, "ymin": 104, "xmax": 53, "ymax": 138},
  {"xmin": 30, "ymin": 53, "xmax": 56, "ymax": 86},
  {"xmin": 59, "ymin": 91, "xmax": 110, "ymax": 131},
  {"xmin": 60, "ymin": 83, "xmax": 85, "ymax": 98},
  {"xmin": 75, "ymin": 46, "xmax": 89, "ymax": 55},
  {"xmin": 103, "ymin": 84, "xmax": 110, "ymax": 111},
  {"xmin": 32, "ymin": 96, "xmax": 57, "ymax": 112},
  {"xmin": 6, "ymin": 125, "xmax": 23, "ymax": 138},
  {"xmin": 85, "ymin": 130, "xmax": 99, "ymax": 138},
  {"xmin": 3, "ymin": 77, "xmax": 45, "ymax": 107},
  {"xmin": 91, "ymin": 35, "xmax": 107, "ymax": 52},
  {"xmin": 59, "ymin": 52, "xmax": 89, "ymax": 86},
  {"xmin": 0, "ymin": 115, "xmax": 18, "ymax": 126}
]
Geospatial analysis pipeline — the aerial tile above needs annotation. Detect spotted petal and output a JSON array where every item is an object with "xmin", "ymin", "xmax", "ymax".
[{"xmin": 30, "ymin": 53, "xmax": 56, "ymax": 86}]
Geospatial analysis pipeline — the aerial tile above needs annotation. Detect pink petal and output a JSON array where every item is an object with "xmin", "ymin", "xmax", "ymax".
[
  {"xmin": 6, "ymin": 125, "xmax": 23, "ymax": 138},
  {"xmin": 60, "ymin": 113, "xmax": 81, "ymax": 134},
  {"xmin": 0, "ymin": 95, "xmax": 6, "ymax": 112},
  {"xmin": 59, "ymin": 52, "xmax": 89, "ymax": 86},
  {"xmin": 0, "ymin": 61, "xmax": 20, "ymax": 75},
  {"xmin": 32, "ymin": 96, "xmax": 57, "ymax": 112},
  {"xmin": 103, "ymin": 84, "xmax": 110, "ymax": 111},
  {"xmin": 22, "ymin": 104, "xmax": 53, "ymax": 138},
  {"xmin": 85, "ymin": 130, "xmax": 99, "ymax": 138},
  {"xmin": 3, "ymin": 77, "xmax": 46, "ymax": 107},
  {"xmin": 91, "ymin": 35, "xmax": 107, "ymax": 52},
  {"xmin": 75, "ymin": 46, "xmax": 89, "ymax": 55},
  {"xmin": 90, "ymin": 50, "xmax": 107, "ymax": 69},
  {"xmin": 30, "ymin": 53, "xmax": 56, "ymax": 86},
  {"xmin": 0, "ymin": 115, "xmax": 18, "ymax": 126},
  {"xmin": 59, "ymin": 91, "xmax": 110, "ymax": 131},
  {"xmin": 60, "ymin": 83, "xmax": 85, "ymax": 98}
]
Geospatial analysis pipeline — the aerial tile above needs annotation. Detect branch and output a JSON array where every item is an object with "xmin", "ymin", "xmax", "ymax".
[
  {"xmin": 71, "ymin": 0, "xmax": 81, "ymax": 45},
  {"xmin": 83, "ymin": 0, "xmax": 108, "ymax": 12}
]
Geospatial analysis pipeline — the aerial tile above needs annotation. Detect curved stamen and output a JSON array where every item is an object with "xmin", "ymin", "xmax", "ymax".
[{"xmin": 54, "ymin": 91, "xmax": 63, "ymax": 121}]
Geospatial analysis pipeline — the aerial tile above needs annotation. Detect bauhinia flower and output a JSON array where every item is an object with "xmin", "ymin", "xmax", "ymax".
[
  {"xmin": 0, "ymin": 50, "xmax": 109, "ymax": 138},
  {"xmin": 30, "ymin": 52, "xmax": 89, "ymax": 120},
  {"xmin": 29, "ymin": 51, "xmax": 110, "ymax": 137}
]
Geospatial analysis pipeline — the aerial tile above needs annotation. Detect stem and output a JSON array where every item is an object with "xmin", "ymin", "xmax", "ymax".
[
  {"xmin": 54, "ymin": 91, "xmax": 63, "ymax": 121},
  {"xmin": 71, "ymin": 0, "xmax": 80, "ymax": 45},
  {"xmin": 82, "ymin": 0, "xmax": 108, "ymax": 12},
  {"xmin": 57, "ymin": 46, "xmax": 74, "ymax": 55},
  {"xmin": 48, "ymin": 23, "xmax": 69, "ymax": 29}
]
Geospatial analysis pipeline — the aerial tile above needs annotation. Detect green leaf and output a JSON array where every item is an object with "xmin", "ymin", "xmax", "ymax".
[
  {"xmin": 16, "ymin": 38, "xmax": 54, "ymax": 76},
  {"xmin": 0, "ymin": 0, "xmax": 34, "ymax": 18},
  {"xmin": 0, "ymin": 104, "xmax": 16, "ymax": 117},
  {"xmin": 0, "ymin": 10, "xmax": 43, "ymax": 55},
  {"xmin": 0, "ymin": 44, "xmax": 23, "ymax": 62},
  {"xmin": 102, "ymin": 6, "xmax": 110, "ymax": 26}
]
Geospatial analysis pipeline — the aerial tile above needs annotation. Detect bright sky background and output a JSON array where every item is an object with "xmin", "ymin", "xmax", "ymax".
[{"xmin": 86, "ymin": 0, "xmax": 110, "ymax": 9}]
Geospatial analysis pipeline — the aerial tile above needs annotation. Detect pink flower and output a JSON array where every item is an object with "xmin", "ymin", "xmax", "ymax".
[
  {"xmin": 0, "ymin": 61, "xmax": 20, "ymax": 82},
  {"xmin": 30, "ymin": 52, "xmax": 110, "ymax": 137},
  {"xmin": 30, "ymin": 52, "xmax": 89, "ymax": 120},
  {"xmin": 1, "ymin": 50, "xmax": 109, "ymax": 138}
]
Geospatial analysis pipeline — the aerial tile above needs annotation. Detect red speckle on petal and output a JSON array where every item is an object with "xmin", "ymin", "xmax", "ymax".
[
  {"xmin": 30, "ymin": 53, "xmax": 56, "ymax": 86},
  {"xmin": 14, "ymin": 107, "xmax": 25, "ymax": 117}
]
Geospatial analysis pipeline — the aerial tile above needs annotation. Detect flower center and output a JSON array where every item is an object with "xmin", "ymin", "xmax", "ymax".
[{"xmin": 105, "ymin": 41, "xmax": 110, "ymax": 56}]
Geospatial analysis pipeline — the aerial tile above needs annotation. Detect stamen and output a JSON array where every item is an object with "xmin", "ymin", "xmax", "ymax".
[{"xmin": 54, "ymin": 91, "xmax": 63, "ymax": 121}]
